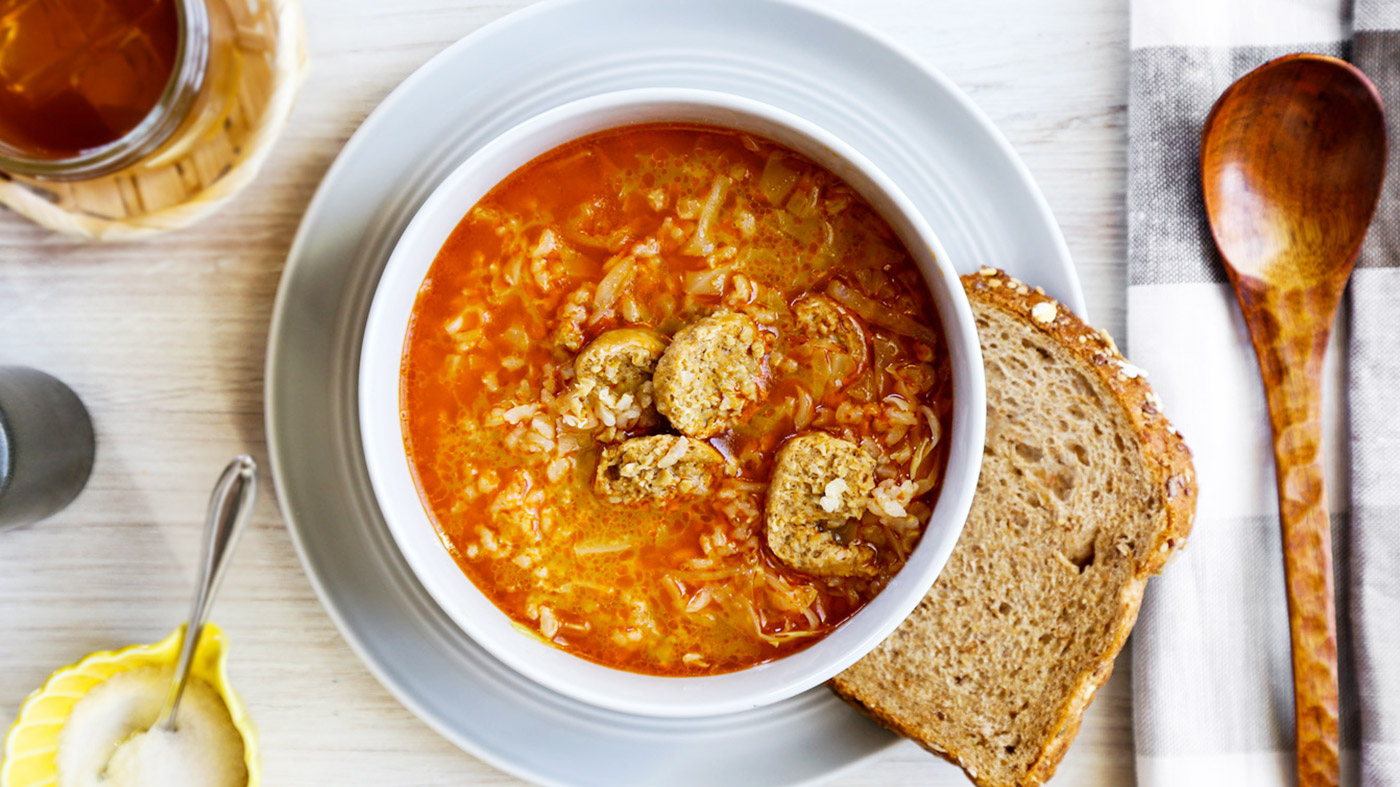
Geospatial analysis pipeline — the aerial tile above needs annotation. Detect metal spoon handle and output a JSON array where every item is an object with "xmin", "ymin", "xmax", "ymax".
[
  {"xmin": 1231, "ymin": 276, "xmax": 1342, "ymax": 787},
  {"xmin": 155, "ymin": 455, "xmax": 259, "ymax": 731}
]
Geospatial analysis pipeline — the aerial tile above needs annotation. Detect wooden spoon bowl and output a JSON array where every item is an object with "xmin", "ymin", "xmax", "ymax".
[
  {"xmin": 1201, "ymin": 53, "xmax": 1386, "ymax": 787},
  {"xmin": 1204, "ymin": 55, "xmax": 1386, "ymax": 286}
]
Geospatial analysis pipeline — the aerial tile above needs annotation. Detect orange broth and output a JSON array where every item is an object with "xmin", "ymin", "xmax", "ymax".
[{"xmin": 402, "ymin": 124, "xmax": 953, "ymax": 676}]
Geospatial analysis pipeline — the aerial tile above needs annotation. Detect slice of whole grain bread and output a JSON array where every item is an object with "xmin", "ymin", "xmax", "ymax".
[{"xmin": 830, "ymin": 268, "xmax": 1197, "ymax": 787}]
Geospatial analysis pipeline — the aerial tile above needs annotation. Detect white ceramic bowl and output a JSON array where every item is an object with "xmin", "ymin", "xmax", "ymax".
[{"xmin": 360, "ymin": 88, "xmax": 985, "ymax": 718}]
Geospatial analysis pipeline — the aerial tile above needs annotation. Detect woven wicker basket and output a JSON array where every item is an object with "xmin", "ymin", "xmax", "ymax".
[{"xmin": 0, "ymin": 0, "xmax": 307, "ymax": 241}]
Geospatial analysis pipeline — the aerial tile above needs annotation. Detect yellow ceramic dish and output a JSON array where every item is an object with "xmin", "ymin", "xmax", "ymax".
[{"xmin": 1, "ymin": 624, "xmax": 259, "ymax": 787}]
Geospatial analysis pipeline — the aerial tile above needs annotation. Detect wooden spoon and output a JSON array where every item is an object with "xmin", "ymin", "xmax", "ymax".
[{"xmin": 1201, "ymin": 53, "xmax": 1386, "ymax": 786}]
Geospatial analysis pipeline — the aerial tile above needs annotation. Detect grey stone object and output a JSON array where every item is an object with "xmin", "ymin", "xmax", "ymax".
[{"xmin": 0, "ymin": 366, "xmax": 95, "ymax": 531}]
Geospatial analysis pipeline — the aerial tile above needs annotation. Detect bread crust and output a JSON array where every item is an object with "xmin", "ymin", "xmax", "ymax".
[{"xmin": 829, "ymin": 268, "xmax": 1198, "ymax": 787}]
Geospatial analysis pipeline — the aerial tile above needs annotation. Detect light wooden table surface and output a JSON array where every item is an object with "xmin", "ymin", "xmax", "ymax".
[{"xmin": 0, "ymin": 0, "xmax": 1131, "ymax": 784}]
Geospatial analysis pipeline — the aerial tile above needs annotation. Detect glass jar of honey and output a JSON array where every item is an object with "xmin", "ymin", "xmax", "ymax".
[{"xmin": 0, "ymin": 0, "xmax": 238, "ymax": 181}]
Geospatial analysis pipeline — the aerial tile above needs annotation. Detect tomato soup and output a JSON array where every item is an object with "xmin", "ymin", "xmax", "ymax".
[{"xmin": 401, "ymin": 124, "xmax": 952, "ymax": 676}]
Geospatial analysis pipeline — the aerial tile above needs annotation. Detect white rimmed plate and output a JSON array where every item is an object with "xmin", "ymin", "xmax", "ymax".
[{"xmin": 265, "ymin": 0, "xmax": 1084, "ymax": 784}]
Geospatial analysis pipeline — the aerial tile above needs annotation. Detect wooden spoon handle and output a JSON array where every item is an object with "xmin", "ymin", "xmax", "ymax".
[{"xmin": 1232, "ymin": 277, "xmax": 1341, "ymax": 787}]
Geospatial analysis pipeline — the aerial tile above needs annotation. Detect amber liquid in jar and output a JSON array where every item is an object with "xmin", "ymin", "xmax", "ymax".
[{"xmin": 0, "ymin": 0, "xmax": 181, "ymax": 160}]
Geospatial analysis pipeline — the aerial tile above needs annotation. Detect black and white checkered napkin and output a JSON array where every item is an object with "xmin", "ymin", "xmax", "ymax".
[{"xmin": 1127, "ymin": 0, "xmax": 1400, "ymax": 784}]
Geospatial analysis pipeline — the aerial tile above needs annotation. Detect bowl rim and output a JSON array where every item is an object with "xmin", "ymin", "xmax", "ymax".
[{"xmin": 358, "ymin": 87, "xmax": 985, "ymax": 718}]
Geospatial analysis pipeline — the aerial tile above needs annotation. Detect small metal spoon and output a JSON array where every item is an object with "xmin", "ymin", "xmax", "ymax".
[
  {"xmin": 1201, "ymin": 54, "xmax": 1386, "ymax": 787},
  {"xmin": 154, "ymin": 455, "xmax": 259, "ymax": 731}
]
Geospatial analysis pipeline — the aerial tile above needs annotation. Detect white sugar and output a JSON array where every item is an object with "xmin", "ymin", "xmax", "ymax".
[{"xmin": 56, "ymin": 665, "xmax": 246, "ymax": 787}]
